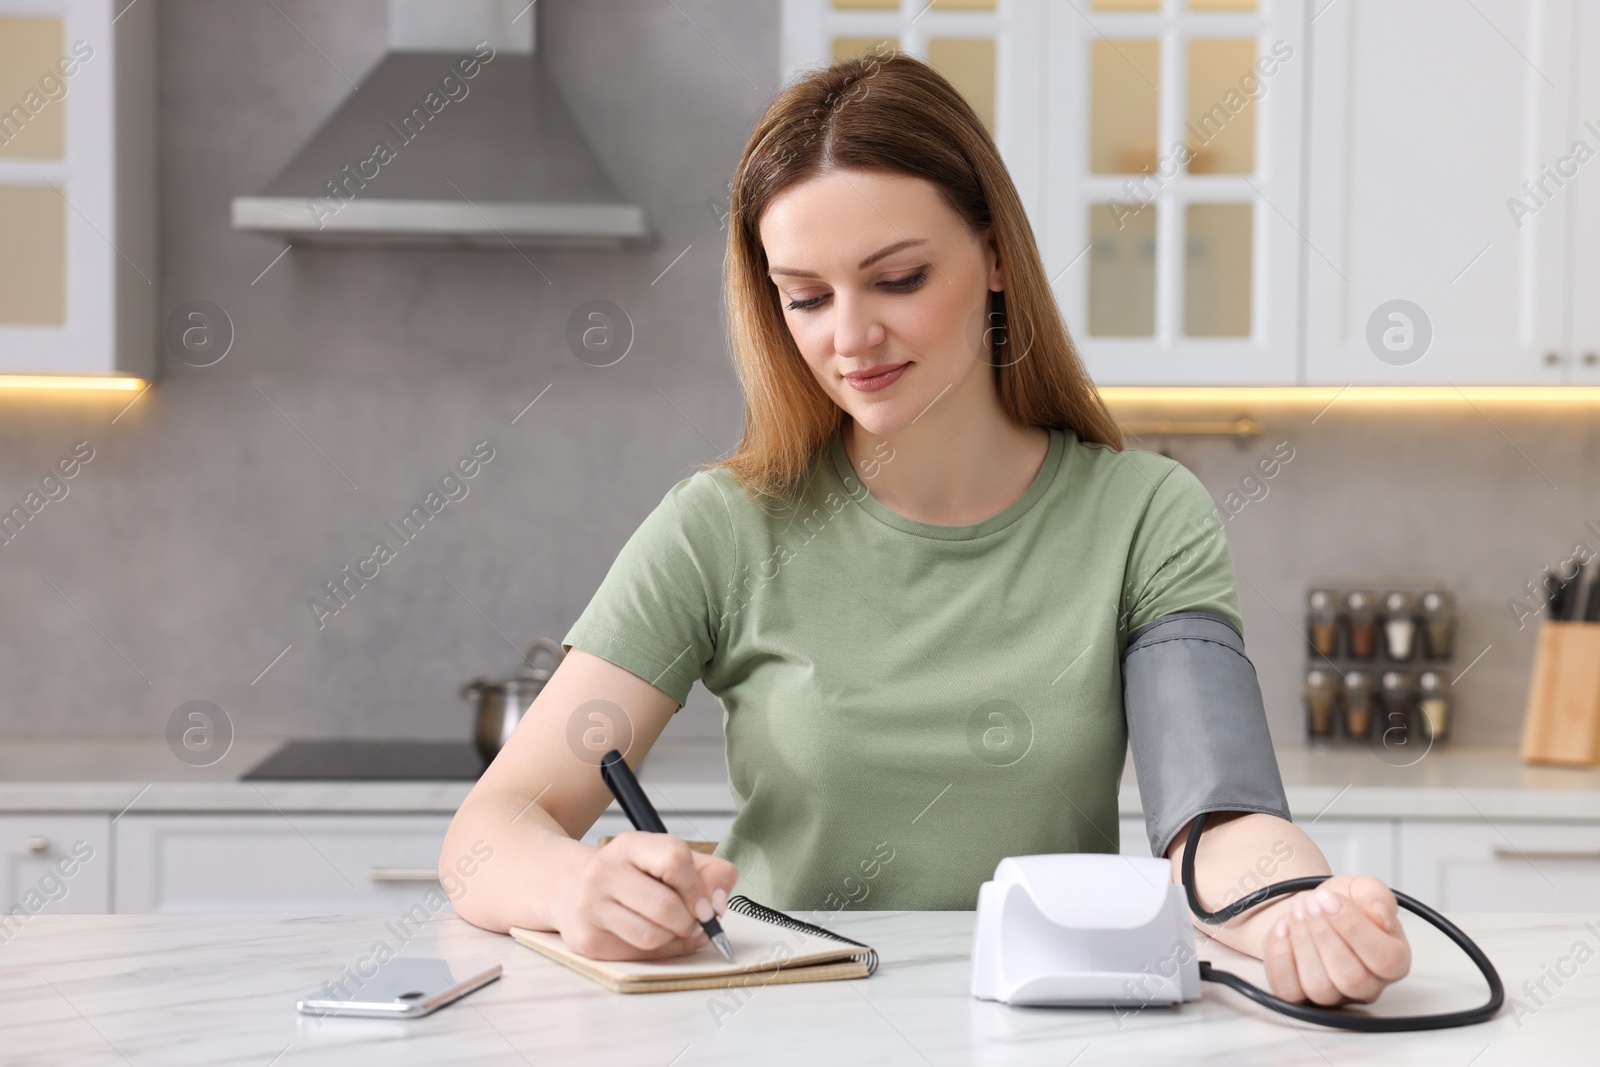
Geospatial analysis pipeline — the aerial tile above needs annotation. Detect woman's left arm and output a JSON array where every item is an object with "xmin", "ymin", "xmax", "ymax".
[{"xmin": 1166, "ymin": 811, "xmax": 1413, "ymax": 1005}]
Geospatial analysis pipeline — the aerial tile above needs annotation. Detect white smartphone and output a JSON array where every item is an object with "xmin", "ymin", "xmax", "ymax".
[{"xmin": 296, "ymin": 957, "xmax": 502, "ymax": 1019}]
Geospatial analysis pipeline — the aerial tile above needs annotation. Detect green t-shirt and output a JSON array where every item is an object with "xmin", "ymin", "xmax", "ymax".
[{"xmin": 562, "ymin": 425, "xmax": 1241, "ymax": 912}]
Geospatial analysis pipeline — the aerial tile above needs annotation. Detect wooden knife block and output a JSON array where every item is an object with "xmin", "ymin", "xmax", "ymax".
[{"xmin": 1520, "ymin": 621, "xmax": 1600, "ymax": 766}]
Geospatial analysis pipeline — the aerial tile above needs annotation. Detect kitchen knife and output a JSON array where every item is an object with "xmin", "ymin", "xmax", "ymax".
[
  {"xmin": 1541, "ymin": 569, "xmax": 1564, "ymax": 621},
  {"xmin": 1584, "ymin": 560, "xmax": 1600, "ymax": 622},
  {"xmin": 1561, "ymin": 560, "xmax": 1594, "ymax": 621},
  {"xmin": 1562, "ymin": 567, "xmax": 1580, "ymax": 621},
  {"xmin": 1562, "ymin": 559, "xmax": 1589, "ymax": 621}
]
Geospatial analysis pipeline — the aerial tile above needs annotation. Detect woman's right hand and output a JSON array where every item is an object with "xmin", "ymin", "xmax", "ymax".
[{"xmin": 555, "ymin": 831, "xmax": 741, "ymax": 960}]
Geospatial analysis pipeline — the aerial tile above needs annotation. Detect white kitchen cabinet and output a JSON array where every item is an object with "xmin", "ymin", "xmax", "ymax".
[
  {"xmin": 113, "ymin": 814, "xmax": 457, "ymax": 914},
  {"xmin": 1396, "ymin": 819, "xmax": 1600, "ymax": 913},
  {"xmin": 1304, "ymin": 0, "xmax": 1578, "ymax": 385},
  {"xmin": 1043, "ymin": 0, "xmax": 1308, "ymax": 385},
  {"xmin": 781, "ymin": 0, "xmax": 1307, "ymax": 386},
  {"xmin": 108, "ymin": 811, "xmax": 738, "ymax": 915},
  {"xmin": 1569, "ymin": 3, "xmax": 1600, "ymax": 384},
  {"xmin": 1119, "ymin": 815, "xmax": 1395, "ymax": 884},
  {"xmin": 780, "ymin": 0, "xmax": 1045, "ymax": 228},
  {"xmin": 0, "ymin": 815, "xmax": 110, "ymax": 919},
  {"xmin": 784, "ymin": 1, "xmax": 1598, "ymax": 388},
  {"xmin": 1296, "ymin": 818, "xmax": 1395, "ymax": 882},
  {"xmin": 584, "ymin": 811, "xmax": 737, "ymax": 847},
  {"xmin": 0, "ymin": 0, "xmax": 156, "ymax": 381},
  {"xmin": 1122, "ymin": 814, "xmax": 1600, "ymax": 911}
]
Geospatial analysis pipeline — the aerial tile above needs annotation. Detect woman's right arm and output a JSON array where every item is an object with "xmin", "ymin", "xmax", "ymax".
[{"xmin": 439, "ymin": 647, "xmax": 739, "ymax": 960}]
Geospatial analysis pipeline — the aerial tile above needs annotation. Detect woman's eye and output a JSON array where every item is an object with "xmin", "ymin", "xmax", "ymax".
[
  {"xmin": 783, "ymin": 268, "xmax": 929, "ymax": 312},
  {"xmin": 880, "ymin": 268, "xmax": 927, "ymax": 292}
]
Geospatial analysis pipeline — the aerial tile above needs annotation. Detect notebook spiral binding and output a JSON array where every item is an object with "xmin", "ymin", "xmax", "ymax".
[{"xmin": 725, "ymin": 895, "xmax": 880, "ymax": 976}]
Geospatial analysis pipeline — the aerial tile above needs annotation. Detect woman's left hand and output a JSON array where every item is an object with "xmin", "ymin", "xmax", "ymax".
[{"xmin": 1262, "ymin": 874, "xmax": 1412, "ymax": 1005}]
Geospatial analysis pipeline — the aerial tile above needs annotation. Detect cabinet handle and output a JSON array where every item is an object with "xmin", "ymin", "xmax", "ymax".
[
  {"xmin": 26, "ymin": 837, "xmax": 48, "ymax": 854},
  {"xmin": 1492, "ymin": 847, "xmax": 1600, "ymax": 862},
  {"xmin": 1584, "ymin": 352, "xmax": 1598, "ymax": 366},
  {"xmin": 368, "ymin": 868, "xmax": 440, "ymax": 883},
  {"xmin": 1543, "ymin": 351, "xmax": 1562, "ymax": 366}
]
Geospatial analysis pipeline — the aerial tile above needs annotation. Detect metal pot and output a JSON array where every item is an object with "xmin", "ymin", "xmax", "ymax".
[{"xmin": 461, "ymin": 637, "xmax": 566, "ymax": 762}]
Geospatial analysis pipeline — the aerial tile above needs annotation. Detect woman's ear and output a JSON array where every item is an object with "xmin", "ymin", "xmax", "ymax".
[{"xmin": 985, "ymin": 228, "xmax": 1006, "ymax": 292}]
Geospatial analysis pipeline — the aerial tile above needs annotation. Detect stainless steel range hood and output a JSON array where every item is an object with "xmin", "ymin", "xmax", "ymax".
[{"xmin": 231, "ymin": 0, "xmax": 650, "ymax": 249}]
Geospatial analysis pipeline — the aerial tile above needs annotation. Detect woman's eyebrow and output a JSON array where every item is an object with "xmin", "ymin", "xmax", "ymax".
[{"xmin": 768, "ymin": 237, "xmax": 928, "ymax": 278}]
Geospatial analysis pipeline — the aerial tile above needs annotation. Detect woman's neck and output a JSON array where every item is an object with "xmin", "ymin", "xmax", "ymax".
[{"xmin": 842, "ymin": 390, "xmax": 1050, "ymax": 527}]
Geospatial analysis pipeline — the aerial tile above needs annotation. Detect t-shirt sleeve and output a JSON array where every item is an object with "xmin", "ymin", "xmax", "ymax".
[
  {"xmin": 561, "ymin": 473, "xmax": 733, "ymax": 708},
  {"xmin": 1117, "ymin": 459, "xmax": 1286, "ymax": 860},
  {"xmin": 1118, "ymin": 461, "xmax": 1242, "ymax": 645}
]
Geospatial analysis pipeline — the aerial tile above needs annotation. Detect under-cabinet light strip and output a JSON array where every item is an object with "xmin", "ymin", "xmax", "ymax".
[
  {"xmin": 1098, "ymin": 386, "xmax": 1600, "ymax": 403},
  {"xmin": 0, "ymin": 376, "xmax": 148, "ymax": 392}
]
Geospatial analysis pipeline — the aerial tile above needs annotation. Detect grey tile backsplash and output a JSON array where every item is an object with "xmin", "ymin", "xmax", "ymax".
[{"xmin": 1, "ymin": 0, "xmax": 1595, "ymax": 749}]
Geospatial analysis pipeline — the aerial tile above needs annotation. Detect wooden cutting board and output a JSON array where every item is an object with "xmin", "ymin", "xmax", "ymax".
[{"xmin": 1520, "ymin": 622, "xmax": 1600, "ymax": 766}]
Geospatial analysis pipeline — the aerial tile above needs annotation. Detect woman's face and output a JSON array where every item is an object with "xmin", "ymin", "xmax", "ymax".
[{"xmin": 758, "ymin": 168, "xmax": 1004, "ymax": 439}]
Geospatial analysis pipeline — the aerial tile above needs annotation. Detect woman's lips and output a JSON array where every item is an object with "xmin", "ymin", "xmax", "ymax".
[{"xmin": 843, "ymin": 362, "xmax": 910, "ymax": 393}]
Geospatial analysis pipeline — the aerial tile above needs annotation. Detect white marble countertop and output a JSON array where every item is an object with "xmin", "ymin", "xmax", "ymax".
[
  {"xmin": 0, "ymin": 908, "xmax": 1590, "ymax": 1065},
  {"xmin": 1, "ymin": 737, "xmax": 1598, "ymax": 821}
]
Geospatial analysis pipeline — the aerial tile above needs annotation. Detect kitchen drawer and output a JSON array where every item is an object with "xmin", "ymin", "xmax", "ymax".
[
  {"xmin": 114, "ymin": 814, "xmax": 455, "ymax": 914},
  {"xmin": 1396, "ymin": 820, "xmax": 1600, "ymax": 912},
  {"xmin": 0, "ymin": 816, "xmax": 111, "ymax": 922},
  {"xmin": 1298, "ymin": 819, "xmax": 1395, "ymax": 883},
  {"xmin": 1118, "ymin": 815, "xmax": 1395, "ymax": 883},
  {"xmin": 583, "ymin": 812, "xmax": 736, "ymax": 847}
]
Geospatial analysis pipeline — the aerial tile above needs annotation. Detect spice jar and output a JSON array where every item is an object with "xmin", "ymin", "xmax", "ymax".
[
  {"xmin": 1382, "ymin": 591, "xmax": 1419, "ymax": 661},
  {"xmin": 1343, "ymin": 670, "xmax": 1374, "ymax": 740},
  {"xmin": 1307, "ymin": 589, "xmax": 1341, "ymax": 659},
  {"xmin": 1345, "ymin": 591, "xmax": 1379, "ymax": 659},
  {"xmin": 1417, "ymin": 670, "xmax": 1451, "ymax": 742},
  {"xmin": 1421, "ymin": 590, "xmax": 1456, "ymax": 660},
  {"xmin": 1304, "ymin": 668, "xmax": 1338, "ymax": 738},
  {"xmin": 1379, "ymin": 670, "xmax": 1414, "ymax": 747}
]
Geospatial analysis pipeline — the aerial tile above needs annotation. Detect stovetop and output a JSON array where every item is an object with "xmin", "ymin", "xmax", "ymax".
[{"xmin": 241, "ymin": 740, "xmax": 487, "ymax": 781}]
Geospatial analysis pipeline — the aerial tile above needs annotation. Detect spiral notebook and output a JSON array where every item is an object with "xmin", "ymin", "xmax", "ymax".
[{"xmin": 509, "ymin": 895, "xmax": 879, "ymax": 994}]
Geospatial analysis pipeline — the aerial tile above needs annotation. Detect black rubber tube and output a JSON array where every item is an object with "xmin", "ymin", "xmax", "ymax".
[{"xmin": 1180, "ymin": 810, "xmax": 1505, "ymax": 1031}]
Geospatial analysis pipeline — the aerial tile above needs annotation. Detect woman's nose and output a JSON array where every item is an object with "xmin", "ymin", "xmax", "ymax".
[{"xmin": 832, "ymin": 293, "xmax": 885, "ymax": 358}]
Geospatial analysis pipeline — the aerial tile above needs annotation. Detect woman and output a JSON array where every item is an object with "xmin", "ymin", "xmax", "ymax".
[{"xmin": 441, "ymin": 52, "xmax": 1411, "ymax": 1008}]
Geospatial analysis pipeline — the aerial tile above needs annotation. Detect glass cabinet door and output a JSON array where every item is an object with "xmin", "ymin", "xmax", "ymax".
[
  {"xmin": 781, "ymin": 0, "xmax": 1045, "ymax": 233},
  {"xmin": 778, "ymin": 0, "xmax": 1301, "ymax": 385},
  {"xmin": 0, "ymin": 15, "xmax": 69, "ymax": 328},
  {"xmin": 0, "ymin": 0, "xmax": 153, "ymax": 382},
  {"xmin": 1048, "ymin": 0, "xmax": 1306, "ymax": 384}
]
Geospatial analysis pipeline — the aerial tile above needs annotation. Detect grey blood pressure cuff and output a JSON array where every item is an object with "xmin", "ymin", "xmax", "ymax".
[{"xmin": 1122, "ymin": 610, "xmax": 1292, "ymax": 859}]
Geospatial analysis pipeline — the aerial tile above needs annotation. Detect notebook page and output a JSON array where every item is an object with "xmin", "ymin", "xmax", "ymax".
[{"xmin": 510, "ymin": 908, "xmax": 865, "ymax": 981}]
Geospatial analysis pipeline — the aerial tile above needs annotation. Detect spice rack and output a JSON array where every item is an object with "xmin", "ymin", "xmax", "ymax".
[{"xmin": 1303, "ymin": 577, "xmax": 1457, "ymax": 746}]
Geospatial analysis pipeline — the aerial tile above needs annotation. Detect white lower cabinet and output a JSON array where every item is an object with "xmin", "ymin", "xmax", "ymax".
[
  {"xmin": 114, "ymin": 814, "xmax": 455, "ymax": 914},
  {"xmin": 0, "ymin": 816, "xmax": 111, "ymax": 919},
  {"xmin": 1297, "ymin": 819, "xmax": 1396, "ymax": 884},
  {"xmin": 582, "ymin": 812, "xmax": 736, "ymax": 848},
  {"xmin": 109, "ymin": 811, "xmax": 740, "ymax": 914},
  {"xmin": 99, "ymin": 809, "xmax": 1600, "ymax": 914},
  {"xmin": 1396, "ymin": 821, "xmax": 1600, "ymax": 913}
]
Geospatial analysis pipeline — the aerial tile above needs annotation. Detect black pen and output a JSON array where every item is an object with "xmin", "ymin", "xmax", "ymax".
[{"xmin": 599, "ymin": 748, "xmax": 734, "ymax": 962}]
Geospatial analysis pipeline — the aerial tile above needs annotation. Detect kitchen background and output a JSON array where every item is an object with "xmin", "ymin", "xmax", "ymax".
[{"xmin": 2, "ymin": 0, "xmax": 1597, "ymax": 755}]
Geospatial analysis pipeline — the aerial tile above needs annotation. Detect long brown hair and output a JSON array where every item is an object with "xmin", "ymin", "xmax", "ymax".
[{"xmin": 708, "ymin": 49, "xmax": 1123, "ymax": 500}]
